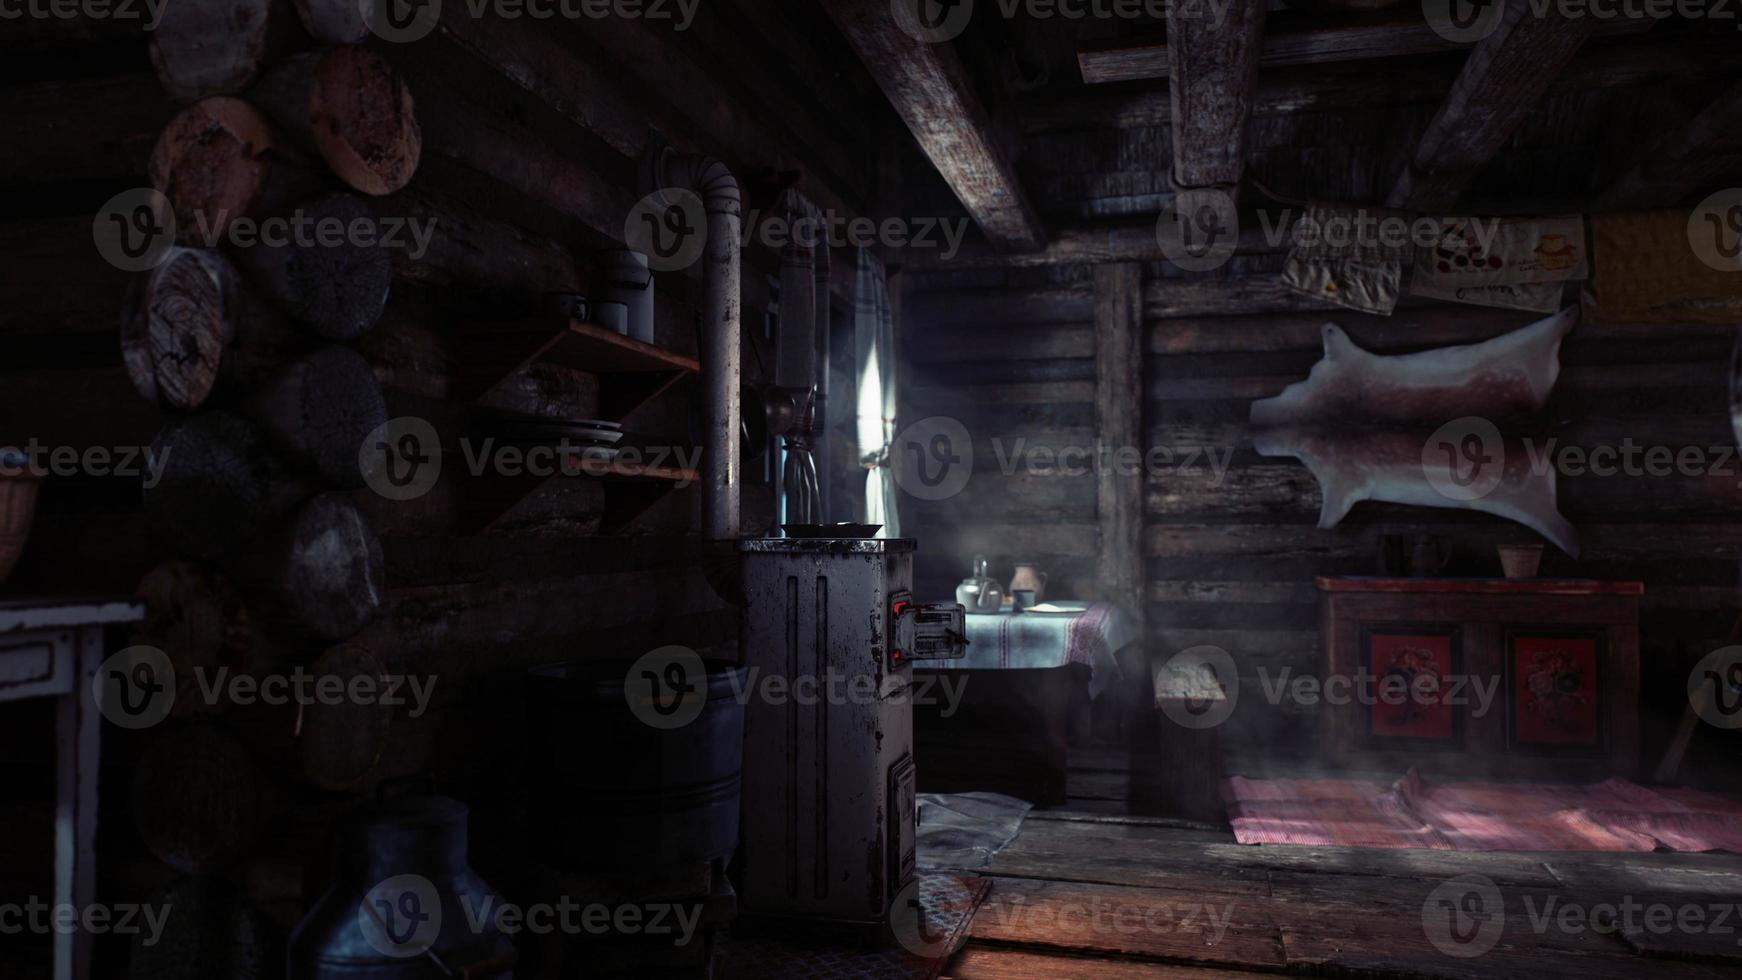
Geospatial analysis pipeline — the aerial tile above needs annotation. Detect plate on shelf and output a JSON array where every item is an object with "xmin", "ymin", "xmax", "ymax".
[
  {"xmin": 557, "ymin": 445, "xmax": 622, "ymax": 465},
  {"xmin": 496, "ymin": 418, "xmax": 625, "ymax": 445}
]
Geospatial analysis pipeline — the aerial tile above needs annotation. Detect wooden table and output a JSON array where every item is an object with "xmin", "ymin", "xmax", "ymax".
[
  {"xmin": 915, "ymin": 603, "xmax": 1138, "ymax": 805},
  {"xmin": 1318, "ymin": 577, "xmax": 1641, "ymax": 780},
  {"xmin": 0, "ymin": 598, "xmax": 144, "ymax": 980}
]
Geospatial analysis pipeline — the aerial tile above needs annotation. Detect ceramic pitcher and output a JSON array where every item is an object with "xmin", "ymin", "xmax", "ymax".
[{"xmin": 1009, "ymin": 562, "xmax": 1048, "ymax": 602}]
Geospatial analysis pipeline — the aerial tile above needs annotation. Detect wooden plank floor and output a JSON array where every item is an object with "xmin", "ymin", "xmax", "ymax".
[{"xmin": 938, "ymin": 755, "xmax": 1742, "ymax": 979}]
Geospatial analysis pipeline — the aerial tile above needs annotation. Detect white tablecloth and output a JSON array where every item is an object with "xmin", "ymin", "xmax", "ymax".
[{"xmin": 917, "ymin": 602, "xmax": 1138, "ymax": 698}]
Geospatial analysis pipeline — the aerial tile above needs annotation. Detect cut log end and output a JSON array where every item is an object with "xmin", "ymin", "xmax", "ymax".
[
  {"xmin": 145, "ymin": 410, "xmax": 307, "ymax": 559},
  {"xmin": 280, "ymin": 493, "xmax": 384, "ymax": 641},
  {"xmin": 128, "ymin": 878, "xmax": 280, "ymax": 980},
  {"xmin": 311, "ymin": 46, "xmax": 422, "ymax": 196},
  {"xmin": 121, "ymin": 246, "xmax": 236, "ymax": 411},
  {"xmin": 150, "ymin": 97, "xmax": 277, "ymax": 245},
  {"xmin": 254, "ymin": 345, "xmax": 388, "ymax": 487},
  {"xmin": 133, "ymin": 559, "xmax": 255, "ymax": 718},
  {"xmin": 298, "ymin": 641, "xmax": 392, "ymax": 790},
  {"xmin": 149, "ymin": 0, "xmax": 285, "ymax": 101},
  {"xmin": 291, "ymin": 0, "xmax": 371, "ymax": 44},
  {"xmin": 132, "ymin": 725, "xmax": 271, "ymax": 874},
  {"xmin": 236, "ymin": 193, "xmax": 393, "ymax": 340}
]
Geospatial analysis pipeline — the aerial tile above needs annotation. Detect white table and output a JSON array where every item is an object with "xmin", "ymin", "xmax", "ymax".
[{"xmin": 0, "ymin": 598, "xmax": 144, "ymax": 980}]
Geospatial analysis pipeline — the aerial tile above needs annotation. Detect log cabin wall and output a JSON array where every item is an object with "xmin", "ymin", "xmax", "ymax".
[
  {"xmin": 897, "ymin": 22, "xmax": 1742, "ymax": 768},
  {"xmin": 1, "ymin": 4, "xmax": 893, "ymax": 948},
  {"xmin": 904, "ymin": 260, "xmax": 1742, "ymax": 761},
  {"xmin": 1144, "ymin": 297, "xmax": 1742, "ymax": 755},
  {"xmin": 904, "ymin": 265, "xmax": 1099, "ymax": 603}
]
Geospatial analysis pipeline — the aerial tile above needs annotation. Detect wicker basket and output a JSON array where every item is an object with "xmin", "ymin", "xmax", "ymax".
[
  {"xmin": 1497, "ymin": 543, "xmax": 1544, "ymax": 580},
  {"xmin": 0, "ymin": 463, "xmax": 41, "ymax": 585}
]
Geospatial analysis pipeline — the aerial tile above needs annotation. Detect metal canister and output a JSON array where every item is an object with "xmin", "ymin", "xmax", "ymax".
[
  {"xmin": 594, "ymin": 249, "xmax": 655, "ymax": 344},
  {"xmin": 287, "ymin": 796, "xmax": 516, "ymax": 978},
  {"xmin": 523, "ymin": 657, "xmax": 746, "ymax": 874}
]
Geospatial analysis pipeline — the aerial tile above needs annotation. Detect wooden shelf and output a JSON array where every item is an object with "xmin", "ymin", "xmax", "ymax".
[
  {"xmin": 1316, "ymin": 577, "xmax": 1644, "ymax": 596},
  {"xmin": 458, "ymin": 454, "xmax": 701, "ymax": 535},
  {"xmin": 456, "ymin": 319, "xmax": 702, "ymax": 532},
  {"xmin": 456, "ymin": 319, "xmax": 699, "ymax": 415}
]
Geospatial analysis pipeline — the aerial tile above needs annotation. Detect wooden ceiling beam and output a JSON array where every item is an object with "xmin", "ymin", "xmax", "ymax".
[
  {"xmin": 821, "ymin": 0, "xmax": 1046, "ymax": 252},
  {"xmin": 1593, "ymin": 79, "xmax": 1742, "ymax": 211},
  {"xmin": 1166, "ymin": 0, "xmax": 1267, "ymax": 210},
  {"xmin": 905, "ymin": 219, "xmax": 1286, "ymax": 270},
  {"xmin": 1079, "ymin": 9, "xmax": 1648, "ymax": 85},
  {"xmin": 1386, "ymin": 5, "xmax": 1600, "ymax": 213},
  {"xmin": 1029, "ymin": 36, "xmax": 1737, "ymax": 135}
]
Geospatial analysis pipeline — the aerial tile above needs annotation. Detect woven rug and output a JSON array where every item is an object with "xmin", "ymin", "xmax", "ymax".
[{"xmin": 1224, "ymin": 769, "xmax": 1742, "ymax": 852}]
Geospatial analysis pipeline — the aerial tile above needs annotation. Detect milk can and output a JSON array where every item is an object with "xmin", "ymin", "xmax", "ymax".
[{"xmin": 288, "ymin": 796, "xmax": 516, "ymax": 978}]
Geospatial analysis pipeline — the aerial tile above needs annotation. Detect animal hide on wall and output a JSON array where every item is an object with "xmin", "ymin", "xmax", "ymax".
[{"xmin": 1249, "ymin": 307, "xmax": 1581, "ymax": 557}]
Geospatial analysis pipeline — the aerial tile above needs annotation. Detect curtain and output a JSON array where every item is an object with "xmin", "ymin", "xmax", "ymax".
[{"xmin": 854, "ymin": 249, "xmax": 899, "ymax": 537}]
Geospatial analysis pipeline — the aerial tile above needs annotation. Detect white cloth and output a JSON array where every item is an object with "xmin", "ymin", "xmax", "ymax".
[{"xmin": 922, "ymin": 603, "xmax": 1139, "ymax": 699}]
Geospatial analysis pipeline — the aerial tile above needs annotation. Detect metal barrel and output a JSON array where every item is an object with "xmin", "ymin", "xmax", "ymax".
[{"xmin": 524, "ymin": 658, "xmax": 746, "ymax": 873}]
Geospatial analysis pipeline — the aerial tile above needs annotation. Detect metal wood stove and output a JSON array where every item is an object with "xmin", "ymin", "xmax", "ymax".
[{"xmin": 737, "ymin": 538, "xmax": 965, "ymax": 935}]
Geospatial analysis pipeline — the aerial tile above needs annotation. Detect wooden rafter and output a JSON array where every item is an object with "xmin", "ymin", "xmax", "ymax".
[
  {"xmin": 821, "ymin": 0, "xmax": 1046, "ymax": 252},
  {"xmin": 1031, "ymin": 36, "xmax": 1732, "ymax": 134},
  {"xmin": 907, "ymin": 220, "xmax": 1285, "ymax": 270},
  {"xmin": 1079, "ymin": 9, "xmax": 1648, "ymax": 85},
  {"xmin": 1594, "ymin": 79, "xmax": 1742, "ymax": 212},
  {"xmin": 1386, "ymin": 5, "xmax": 1600, "ymax": 213}
]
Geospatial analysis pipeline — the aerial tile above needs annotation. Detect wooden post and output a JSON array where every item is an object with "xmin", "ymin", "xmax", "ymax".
[
  {"xmin": 1095, "ymin": 263, "xmax": 1154, "ymax": 794},
  {"xmin": 1094, "ymin": 263, "xmax": 1143, "ymax": 622}
]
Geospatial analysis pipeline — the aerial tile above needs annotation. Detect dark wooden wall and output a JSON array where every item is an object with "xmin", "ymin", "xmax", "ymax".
[
  {"xmin": 904, "ymin": 262, "xmax": 1742, "ymax": 766},
  {"xmin": 903, "ymin": 266, "xmax": 1099, "ymax": 603},
  {"xmin": 1144, "ymin": 298, "xmax": 1741, "ymax": 755}
]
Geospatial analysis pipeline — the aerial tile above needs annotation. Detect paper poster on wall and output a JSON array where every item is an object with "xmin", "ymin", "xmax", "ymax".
[
  {"xmin": 1415, "ymin": 215, "xmax": 1589, "ymax": 289},
  {"xmin": 1280, "ymin": 202, "xmax": 1409, "ymax": 316},
  {"xmin": 1407, "ymin": 273, "xmax": 1566, "ymax": 313}
]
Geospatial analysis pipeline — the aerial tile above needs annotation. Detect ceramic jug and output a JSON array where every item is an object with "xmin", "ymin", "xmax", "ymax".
[{"xmin": 1009, "ymin": 563, "xmax": 1048, "ymax": 602}]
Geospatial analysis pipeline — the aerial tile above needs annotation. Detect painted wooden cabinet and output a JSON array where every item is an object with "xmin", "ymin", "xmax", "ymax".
[{"xmin": 1317, "ymin": 577, "xmax": 1641, "ymax": 780}]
